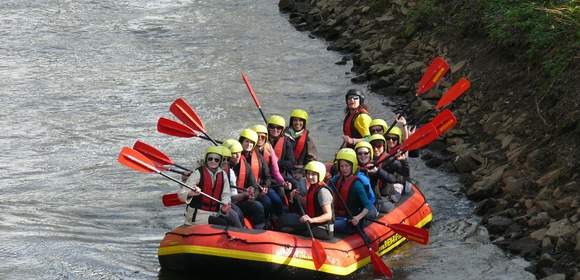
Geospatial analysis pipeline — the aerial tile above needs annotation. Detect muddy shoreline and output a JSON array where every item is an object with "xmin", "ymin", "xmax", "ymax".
[{"xmin": 278, "ymin": 0, "xmax": 580, "ymax": 278}]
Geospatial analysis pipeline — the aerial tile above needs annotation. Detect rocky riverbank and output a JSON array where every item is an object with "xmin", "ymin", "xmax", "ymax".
[{"xmin": 278, "ymin": 0, "xmax": 580, "ymax": 279}]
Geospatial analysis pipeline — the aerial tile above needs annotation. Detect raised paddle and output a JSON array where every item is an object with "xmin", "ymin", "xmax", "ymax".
[
  {"xmin": 241, "ymin": 71, "xmax": 268, "ymax": 125},
  {"xmin": 327, "ymin": 183, "xmax": 393, "ymax": 278},
  {"xmin": 364, "ymin": 218, "xmax": 429, "ymax": 245},
  {"xmin": 133, "ymin": 140, "xmax": 192, "ymax": 173},
  {"xmin": 294, "ymin": 197, "xmax": 328, "ymax": 270},
  {"xmin": 118, "ymin": 147, "xmax": 223, "ymax": 205},
  {"xmin": 416, "ymin": 57, "xmax": 449, "ymax": 96},
  {"xmin": 375, "ymin": 122, "xmax": 440, "ymax": 166},
  {"xmin": 413, "ymin": 78, "xmax": 470, "ymax": 126},
  {"xmin": 157, "ymin": 117, "xmax": 223, "ymax": 144},
  {"xmin": 169, "ymin": 98, "xmax": 219, "ymax": 145}
]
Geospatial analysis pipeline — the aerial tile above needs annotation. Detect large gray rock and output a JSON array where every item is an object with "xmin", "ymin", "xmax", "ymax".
[
  {"xmin": 546, "ymin": 218, "xmax": 577, "ymax": 239},
  {"xmin": 467, "ymin": 165, "xmax": 506, "ymax": 200}
]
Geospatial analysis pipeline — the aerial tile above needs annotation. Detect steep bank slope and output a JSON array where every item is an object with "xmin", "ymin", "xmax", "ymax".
[{"xmin": 279, "ymin": 0, "xmax": 579, "ymax": 278}]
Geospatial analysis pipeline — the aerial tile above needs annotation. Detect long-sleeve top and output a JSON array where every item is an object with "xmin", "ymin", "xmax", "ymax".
[{"xmin": 177, "ymin": 167, "xmax": 232, "ymax": 205}]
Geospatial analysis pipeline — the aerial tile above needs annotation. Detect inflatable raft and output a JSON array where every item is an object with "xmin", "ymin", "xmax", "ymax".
[{"xmin": 158, "ymin": 184, "xmax": 431, "ymax": 278}]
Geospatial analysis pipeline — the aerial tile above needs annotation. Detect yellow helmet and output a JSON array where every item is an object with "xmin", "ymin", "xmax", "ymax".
[
  {"xmin": 218, "ymin": 145, "xmax": 231, "ymax": 158},
  {"xmin": 267, "ymin": 115, "xmax": 286, "ymax": 128},
  {"xmin": 205, "ymin": 146, "xmax": 223, "ymax": 162},
  {"xmin": 239, "ymin": 128, "xmax": 258, "ymax": 144},
  {"xmin": 368, "ymin": 134, "xmax": 386, "ymax": 146},
  {"xmin": 290, "ymin": 109, "xmax": 308, "ymax": 125},
  {"xmin": 251, "ymin": 124, "xmax": 268, "ymax": 135},
  {"xmin": 369, "ymin": 118, "xmax": 388, "ymax": 134},
  {"xmin": 354, "ymin": 141, "xmax": 374, "ymax": 159},
  {"xmin": 222, "ymin": 138, "xmax": 238, "ymax": 149},
  {"xmin": 304, "ymin": 161, "xmax": 327, "ymax": 183},
  {"xmin": 335, "ymin": 148, "xmax": 358, "ymax": 173},
  {"xmin": 227, "ymin": 140, "xmax": 243, "ymax": 153},
  {"xmin": 386, "ymin": 126, "xmax": 403, "ymax": 145}
]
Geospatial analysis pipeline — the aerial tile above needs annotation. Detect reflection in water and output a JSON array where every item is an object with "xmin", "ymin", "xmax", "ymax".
[{"xmin": 0, "ymin": 0, "xmax": 533, "ymax": 279}]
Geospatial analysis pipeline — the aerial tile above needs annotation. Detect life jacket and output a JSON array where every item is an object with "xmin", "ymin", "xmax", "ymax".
[
  {"xmin": 236, "ymin": 157, "xmax": 248, "ymax": 190},
  {"xmin": 306, "ymin": 183, "xmax": 333, "ymax": 224},
  {"xmin": 190, "ymin": 167, "xmax": 224, "ymax": 212},
  {"xmin": 261, "ymin": 143, "xmax": 272, "ymax": 169},
  {"xmin": 343, "ymin": 108, "xmax": 369, "ymax": 139},
  {"xmin": 244, "ymin": 150, "xmax": 261, "ymax": 184},
  {"xmin": 293, "ymin": 129, "xmax": 308, "ymax": 164},
  {"xmin": 333, "ymin": 175, "xmax": 359, "ymax": 217},
  {"xmin": 272, "ymin": 136, "xmax": 286, "ymax": 160}
]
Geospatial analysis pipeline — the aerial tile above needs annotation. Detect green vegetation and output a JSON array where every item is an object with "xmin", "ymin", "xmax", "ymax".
[{"xmin": 409, "ymin": 0, "xmax": 579, "ymax": 79}]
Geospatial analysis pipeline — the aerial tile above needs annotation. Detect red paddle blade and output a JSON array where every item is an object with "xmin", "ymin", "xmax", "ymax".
[
  {"xmin": 241, "ymin": 71, "xmax": 261, "ymax": 108},
  {"xmin": 170, "ymin": 98, "xmax": 206, "ymax": 133},
  {"xmin": 118, "ymin": 147, "xmax": 161, "ymax": 173},
  {"xmin": 243, "ymin": 218, "xmax": 254, "ymax": 229},
  {"xmin": 402, "ymin": 123, "xmax": 439, "ymax": 151},
  {"xmin": 162, "ymin": 193, "xmax": 185, "ymax": 207},
  {"xmin": 133, "ymin": 140, "xmax": 173, "ymax": 166},
  {"xmin": 434, "ymin": 78, "xmax": 471, "ymax": 110},
  {"xmin": 431, "ymin": 109, "xmax": 457, "ymax": 135},
  {"xmin": 417, "ymin": 57, "xmax": 449, "ymax": 96},
  {"xmin": 388, "ymin": 223, "xmax": 430, "ymax": 245},
  {"xmin": 311, "ymin": 239, "xmax": 327, "ymax": 270},
  {"xmin": 157, "ymin": 117, "xmax": 198, "ymax": 138},
  {"xmin": 370, "ymin": 250, "xmax": 393, "ymax": 278}
]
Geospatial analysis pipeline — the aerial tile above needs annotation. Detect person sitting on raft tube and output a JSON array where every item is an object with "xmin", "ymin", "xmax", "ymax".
[
  {"xmin": 329, "ymin": 148, "xmax": 374, "ymax": 234},
  {"xmin": 383, "ymin": 126, "xmax": 411, "ymax": 199},
  {"xmin": 251, "ymin": 124, "xmax": 292, "ymax": 217},
  {"xmin": 342, "ymin": 89, "xmax": 372, "ymax": 148},
  {"xmin": 239, "ymin": 128, "xmax": 274, "ymax": 222},
  {"xmin": 266, "ymin": 115, "xmax": 296, "ymax": 177},
  {"xmin": 353, "ymin": 141, "xmax": 378, "ymax": 217},
  {"xmin": 284, "ymin": 109, "xmax": 317, "ymax": 166},
  {"xmin": 177, "ymin": 146, "xmax": 243, "ymax": 228},
  {"xmin": 278, "ymin": 161, "xmax": 334, "ymax": 240},
  {"xmin": 223, "ymin": 138, "xmax": 266, "ymax": 229}
]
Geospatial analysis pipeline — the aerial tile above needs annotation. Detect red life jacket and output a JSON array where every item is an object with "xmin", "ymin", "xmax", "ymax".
[
  {"xmin": 245, "ymin": 150, "xmax": 261, "ymax": 183},
  {"xmin": 196, "ymin": 167, "xmax": 224, "ymax": 212},
  {"xmin": 236, "ymin": 157, "xmax": 247, "ymax": 190},
  {"xmin": 293, "ymin": 129, "xmax": 308, "ymax": 163},
  {"xmin": 306, "ymin": 182, "xmax": 331, "ymax": 219},
  {"xmin": 272, "ymin": 136, "xmax": 285, "ymax": 160},
  {"xmin": 333, "ymin": 175, "xmax": 359, "ymax": 216},
  {"xmin": 343, "ymin": 108, "xmax": 369, "ymax": 138}
]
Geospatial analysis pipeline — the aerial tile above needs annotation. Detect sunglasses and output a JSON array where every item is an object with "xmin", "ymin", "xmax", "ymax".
[
  {"xmin": 268, "ymin": 125, "xmax": 283, "ymax": 130},
  {"xmin": 347, "ymin": 96, "xmax": 360, "ymax": 101},
  {"xmin": 207, "ymin": 156, "xmax": 221, "ymax": 163},
  {"xmin": 370, "ymin": 127, "xmax": 384, "ymax": 133},
  {"xmin": 371, "ymin": 142, "xmax": 385, "ymax": 148},
  {"xmin": 386, "ymin": 136, "xmax": 399, "ymax": 141},
  {"xmin": 258, "ymin": 134, "xmax": 267, "ymax": 139}
]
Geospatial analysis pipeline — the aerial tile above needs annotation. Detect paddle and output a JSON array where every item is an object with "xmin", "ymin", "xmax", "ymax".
[
  {"xmin": 162, "ymin": 186, "xmax": 247, "ymax": 207},
  {"xmin": 241, "ymin": 71, "xmax": 268, "ymax": 125},
  {"xmin": 169, "ymin": 98, "xmax": 219, "ymax": 145},
  {"xmin": 328, "ymin": 183, "xmax": 392, "ymax": 278},
  {"xmin": 294, "ymin": 197, "xmax": 327, "ymax": 270},
  {"xmin": 118, "ymin": 147, "xmax": 223, "ymax": 205},
  {"xmin": 133, "ymin": 140, "xmax": 192, "ymax": 173},
  {"xmin": 157, "ymin": 117, "xmax": 223, "ymax": 144},
  {"xmin": 375, "ymin": 122, "xmax": 440, "ymax": 166},
  {"xmin": 413, "ymin": 78, "xmax": 470, "ymax": 126},
  {"xmin": 416, "ymin": 57, "xmax": 449, "ymax": 96},
  {"xmin": 364, "ymin": 218, "xmax": 429, "ymax": 245}
]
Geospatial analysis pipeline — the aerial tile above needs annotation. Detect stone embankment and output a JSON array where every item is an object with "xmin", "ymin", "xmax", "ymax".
[{"xmin": 279, "ymin": 0, "xmax": 580, "ymax": 279}]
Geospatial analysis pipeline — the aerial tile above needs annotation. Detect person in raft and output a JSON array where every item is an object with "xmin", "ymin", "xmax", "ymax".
[
  {"xmin": 353, "ymin": 141, "xmax": 378, "ymax": 217},
  {"xmin": 223, "ymin": 138, "xmax": 266, "ymax": 229},
  {"xmin": 277, "ymin": 161, "xmax": 334, "ymax": 240},
  {"xmin": 266, "ymin": 115, "xmax": 296, "ymax": 178},
  {"xmin": 382, "ymin": 125, "xmax": 411, "ymax": 196},
  {"xmin": 329, "ymin": 148, "xmax": 374, "ymax": 234},
  {"xmin": 251, "ymin": 124, "xmax": 292, "ymax": 217},
  {"xmin": 342, "ymin": 89, "xmax": 372, "ymax": 148},
  {"xmin": 284, "ymin": 109, "xmax": 318, "ymax": 166},
  {"xmin": 177, "ymin": 146, "xmax": 243, "ymax": 228}
]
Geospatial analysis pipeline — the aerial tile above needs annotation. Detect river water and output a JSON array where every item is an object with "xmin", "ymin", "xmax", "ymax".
[{"xmin": 0, "ymin": 0, "xmax": 535, "ymax": 279}]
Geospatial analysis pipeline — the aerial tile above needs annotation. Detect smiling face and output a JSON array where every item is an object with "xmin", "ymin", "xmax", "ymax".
[
  {"xmin": 241, "ymin": 138, "xmax": 254, "ymax": 152},
  {"xmin": 230, "ymin": 152, "xmax": 241, "ymax": 165},
  {"xmin": 371, "ymin": 141, "xmax": 385, "ymax": 156},
  {"xmin": 346, "ymin": 95, "xmax": 360, "ymax": 110},
  {"xmin": 268, "ymin": 125, "xmax": 283, "ymax": 138},
  {"xmin": 291, "ymin": 118, "xmax": 305, "ymax": 131},
  {"xmin": 256, "ymin": 133, "xmax": 267, "ymax": 146},
  {"xmin": 386, "ymin": 134, "xmax": 399, "ymax": 149},
  {"xmin": 356, "ymin": 148, "xmax": 371, "ymax": 165},
  {"xmin": 205, "ymin": 153, "xmax": 221, "ymax": 169},
  {"xmin": 306, "ymin": 170, "xmax": 319, "ymax": 185}
]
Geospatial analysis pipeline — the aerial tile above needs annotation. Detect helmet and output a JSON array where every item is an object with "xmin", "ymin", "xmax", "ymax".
[
  {"xmin": 345, "ymin": 89, "xmax": 365, "ymax": 104},
  {"xmin": 267, "ymin": 115, "xmax": 286, "ymax": 128},
  {"xmin": 304, "ymin": 161, "xmax": 327, "ymax": 183},
  {"xmin": 239, "ymin": 128, "xmax": 258, "ymax": 144},
  {"xmin": 227, "ymin": 140, "xmax": 243, "ymax": 153},
  {"xmin": 354, "ymin": 141, "xmax": 374, "ymax": 159},
  {"xmin": 335, "ymin": 148, "xmax": 358, "ymax": 173},
  {"xmin": 386, "ymin": 126, "xmax": 403, "ymax": 145},
  {"xmin": 251, "ymin": 124, "xmax": 268, "ymax": 135},
  {"xmin": 369, "ymin": 118, "xmax": 388, "ymax": 133},
  {"xmin": 205, "ymin": 146, "xmax": 223, "ymax": 162},
  {"xmin": 222, "ymin": 138, "xmax": 239, "ymax": 150},
  {"xmin": 368, "ymin": 134, "xmax": 386, "ymax": 146},
  {"xmin": 218, "ymin": 145, "xmax": 231, "ymax": 158},
  {"xmin": 290, "ymin": 109, "xmax": 308, "ymax": 125}
]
